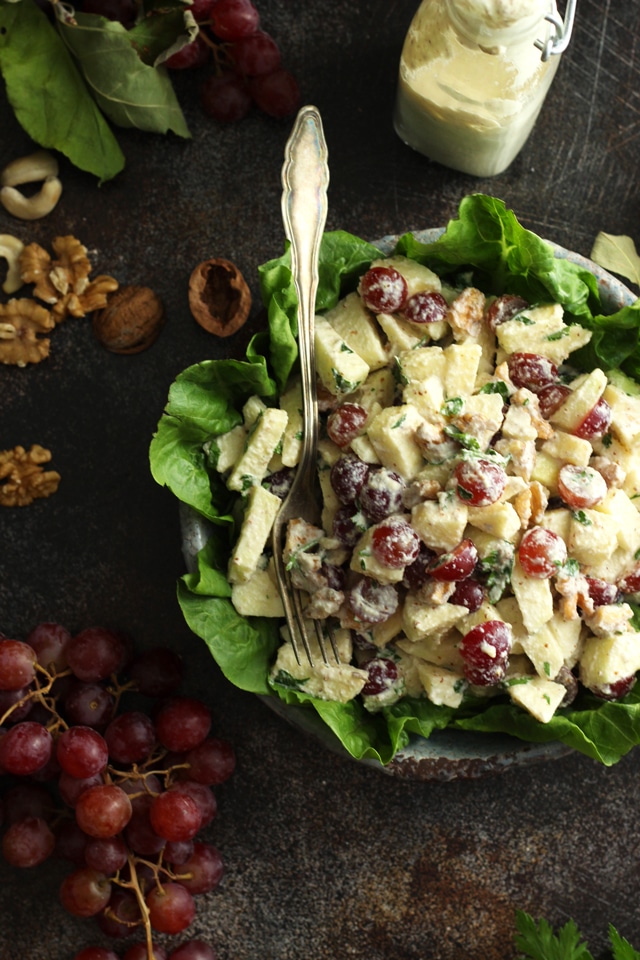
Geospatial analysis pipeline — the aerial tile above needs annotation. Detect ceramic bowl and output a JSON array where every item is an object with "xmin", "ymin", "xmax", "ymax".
[{"xmin": 180, "ymin": 228, "xmax": 638, "ymax": 781}]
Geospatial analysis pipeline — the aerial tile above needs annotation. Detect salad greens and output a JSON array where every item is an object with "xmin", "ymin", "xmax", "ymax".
[
  {"xmin": 149, "ymin": 193, "xmax": 640, "ymax": 768},
  {"xmin": 514, "ymin": 911, "xmax": 640, "ymax": 960}
]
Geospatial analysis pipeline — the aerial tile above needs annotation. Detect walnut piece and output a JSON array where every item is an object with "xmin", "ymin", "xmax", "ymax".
[
  {"xmin": 0, "ymin": 445, "xmax": 60, "ymax": 506},
  {"xmin": 188, "ymin": 258, "xmax": 251, "ymax": 337},
  {"xmin": 93, "ymin": 285, "xmax": 165, "ymax": 354},
  {"xmin": 0, "ymin": 298, "xmax": 55, "ymax": 366},
  {"xmin": 19, "ymin": 235, "xmax": 118, "ymax": 323}
]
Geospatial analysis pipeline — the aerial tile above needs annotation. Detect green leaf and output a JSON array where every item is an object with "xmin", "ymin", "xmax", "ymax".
[
  {"xmin": 609, "ymin": 924, "xmax": 640, "ymax": 960},
  {"xmin": 0, "ymin": 0, "xmax": 124, "ymax": 182},
  {"xmin": 591, "ymin": 232, "xmax": 640, "ymax": 288},
  {"xmin": 177, "ymin": 581, "xmax": 279, "ymax": 695},
  {"xmin": 514, "ymin": 911, "xmax": 594, "ymax": 960},
  {"xmin": 56, "ymin": 8, "xmax": 191, "ymax": 136}
]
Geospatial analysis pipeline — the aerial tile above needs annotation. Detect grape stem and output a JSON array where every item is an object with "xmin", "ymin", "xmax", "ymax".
[{"xmin": 120, "ymin": 851, "xmax": 156, "ymax": 960}]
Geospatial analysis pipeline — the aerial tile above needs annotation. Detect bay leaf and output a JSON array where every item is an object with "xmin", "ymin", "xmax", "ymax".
[
  {"xmin": 590, "ymin": 232, "xmax": 640, "ymax": 287},
  {"xmin": 0, "ymin": 0, "xmax": 125, "ymax": 182},
  {"xmin": 56, "ymin": 9, "xmax": 191, "ymax": 138}
]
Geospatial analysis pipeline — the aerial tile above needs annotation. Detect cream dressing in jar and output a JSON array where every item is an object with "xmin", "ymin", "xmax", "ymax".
[{"xmin": 393, "ymin": 0, "xmax": 567, "ymax": 176}]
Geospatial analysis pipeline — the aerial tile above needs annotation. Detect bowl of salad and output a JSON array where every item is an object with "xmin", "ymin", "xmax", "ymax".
[{"xmin": 150, "ymin": 194, "xmax": 640, "ymax": 780}]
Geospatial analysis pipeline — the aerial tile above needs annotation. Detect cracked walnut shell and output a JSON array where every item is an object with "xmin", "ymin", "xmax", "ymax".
[
  {"xmin": 93, "ymin": 285, "xmax": 165, "ymax": 354},
  {"xmin": 0, "ymin": 298, "xmax": 55, "ymax": 366},
  {"xmin": 188, "ymin": 258, "xmax": 251, "ymax": 337},
  {"xmin": 0, "ymin": 445, "xmax": 60, "ymax": 506}
]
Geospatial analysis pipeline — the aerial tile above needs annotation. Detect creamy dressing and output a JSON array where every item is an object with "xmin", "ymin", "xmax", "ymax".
[{"xmin": 393, "ymin": 0, "xmax": 560, "ymax": 176}]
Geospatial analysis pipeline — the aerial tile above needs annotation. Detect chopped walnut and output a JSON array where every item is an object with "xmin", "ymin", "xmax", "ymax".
[
  {"xmin": 494, "ymin": 437, "xmax": 537, "ymax": 480},
  {"xmin": 513, "ymin": 480, "xmax": 549, "ymax": 528},
  {"xmin": 583, "ymin": 602, "xmax": 634, "ymax": 638},
  {"xmin": 555, "ymin": 569, "xmax": 593, "ymax": 620},
  {"xmin": 590, "ymin": 455, "xmax": 626, "ymax": 489},
  {"xmin": 449, "ymin": 286, "xmax": 486, "ymax": 340},
  {"xmin": 415, "ymin": 579, "xmax": 456, "ymax": 606},
  {"xmin": 0, "ymin": 444, "xmax": 60, "ymax": 506},
  {"xmin": 0, "ymin": 298, "xmax": 55, "ymax": 366},
  {"xmin": 19, "ymin": 235, "xmax": 118, "ymax": 323},
  {"xmin": 509, "ymin": 388, "xmax": 555, "ymax": 440}
]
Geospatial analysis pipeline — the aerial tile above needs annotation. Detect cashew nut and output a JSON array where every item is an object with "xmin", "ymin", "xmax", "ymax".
[
  {"xmin": 0, "ymin": 234, "xmax": 25, "ymax": 294},
  {"xmin": 1, "ymin": 150, "xmax": 59, "ymax": 188},
  {"xmin": 0, "ymin": 176, "xmax": 63, "ymax": 221}
]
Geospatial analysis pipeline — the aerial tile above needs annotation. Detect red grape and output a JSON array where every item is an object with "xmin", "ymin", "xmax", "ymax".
[
  {"xmin": 57, "ymin": 725, "xmax": 109, "ymax": 779},
  {"xmin": 58, "ymin": 770, "xmax": 105, "ymax": 808},
  {"xmin": 518, "ymin": 527, "xmax": 567, "ymax": 578},
  {"xmin": 2, "ymin": 782, "xmax": 53, "ymax": 823},
  {"xmin": 177, "ymin": 841, "xmax": 224, "ymax": 894},
  {"xmin": 584, "ymin": 576, "xmax": 620, "ymax": 607},
  {"xmin": 537, "ymin": 382, "xmax": 571, "ymax": 419},
  {"xmin": 0, "ymin": 638, "xmax": 37, "ymax": 690},
  {"xmin": 73, "ymin": 949, "xmax": 121, "ymax": 960},
  {"xmin": 124, "ymin": 944, "xmax": 168, "ymax": 960},
  {"xmin": 63, "ymin": 681, "xmax": 115, "ymax": 728},
  {"xmin": 450, "ymin": 578, "xmax": 485, "ymax": 612},
  {"xmin": 232, "ymin": 29, "xmax": 281, "ymax": 76},
  {"xmin": 371, "ymin": 516, "xmax": 421, "ymax": 568},
  {"xmin": 200, "ymin": 72, "xmax": 252, "ymax": 122},
  {"xmin": 454, "ymin": 458, "xmax": 507, "ymax": 507},
  {"xmin": 401, "ymin": 290, "xmax": 448, "ymax": 325},
  {"xmin": 507, "ymin": 352, "xmax": 558, "ymax": 392},
  {"xmin": 165, "ymin": 35, "xmax": 210, "ymax": 70},
  {"xmin": 2, "ymin": 816, "xmax": 55, "ymax": 867},
  {"xmin": 26, "ymin": 621, "xmax": 72, "ymax": 671},
  {"xmin": 84, "ymin": 834, "xmax": 128, "ymax": 873},
  {"xmin": 75, "ymin": 784, "xmax": 132, "ymax": 838},
  {"xmin": 66, "ymin": 627, "xmax": 126, "ymax": 682},
  {"xmin": 249, "ymin": 67, "xmax": 300, "ymax": 118},
  {"xmin": 146, "ymin": 882, "xmax": 196, "ymax": 934},
  {"xmin": 361, "ymin": 658, "xmax": 399, "ymax": 697},
  {"xmin": 127, "ymin": 647, "xmax": 183, "ymax": 697},
  {"xmin": 574, "ymin": 397, "xmax": 612, "ymax": 440},
  {"xmin": 359, "ymin": 468, "xmax": 405, "ymax": 521},
  {"xmin": 169, "ymin": 780, "xmax": 217, "ymax": 826},
  {"xmin": 557, "ymin": 464, "xmax": 607, "ymax": 510},
  {"xmin": 428, "ymin": 538, "xmax": 478, "ymax": 581},
  {"xmin": 330, "ymin": 454, "xmax": 370, "ymax": 504},
  {"xmin": 60, "ymin": 866, "xmax": 112, "ymax": 917},
  {"xmin": 182, "ymin": 737, "xmax": 236, "ymax": 785},
  {"xmin": 210, "ymin": 0, "xmax": 260, "ymax": 39},
  {"xmin": 486, "ymin": 294, "xmax": 528, "ymax": 331},
  {"xmin": 155, "ymin": 697, "xmax": 211, "ymax": 753},
  {"xmin": 347, "ymin": 577, "xmax": 398, "ymax": 624},
  {"xmin": 150, "ymin": 790, "xmax": 202, "ymax": 842},
  {"xmin": 327, "ymin": 402, "xmax": 368, "ymax": 448},
  {"xmin": 460, "ymin": 620, "xmax": 512, "ymax": 686},
  {"xmin": 358, "ymin": 266, "xmax": 408, "ymax": 314},
  {"xmin": 104, "ymin": 710, "xmax": 156, "ymax": 763},
  {"xmin": 169, "ymin": 943, "xmax": 217, "ymax": 960},
  {"xmin": 0, "ymin": 721, "xmax": 52, "ymax": 775}
]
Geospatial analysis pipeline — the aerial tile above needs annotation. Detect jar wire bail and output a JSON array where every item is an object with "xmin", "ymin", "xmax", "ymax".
[{"xmin": 535, "ymin": 0, "xmax": 576, "ymax": 60}]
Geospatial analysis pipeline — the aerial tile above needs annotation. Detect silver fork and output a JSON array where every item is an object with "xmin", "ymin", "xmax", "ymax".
[{"xmin": 271, "ymin": 104, "xmax": 334, "ymax": 668}]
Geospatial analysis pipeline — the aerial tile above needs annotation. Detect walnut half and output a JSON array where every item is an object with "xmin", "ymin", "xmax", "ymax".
[
  {"xmin": 188, "ymin": 258, "xmax": 252, "ymax": 337},
  {"xmin": 0, "ymin": 445, "xmax": 60, "ymax": 506}
]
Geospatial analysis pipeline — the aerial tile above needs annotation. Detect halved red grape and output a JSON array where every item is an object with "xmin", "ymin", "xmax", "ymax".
[
  {"xmin": 574, "ymin": 397, "xmax": 612, "ymax": 440},
  {"xmin": 518, "ymin": 527, "xmax": 567, "ymax": 578},
  {"xmin": 450, "ymin": 578, "xmax": 485, "ymax": 612},
  {"xmin": 361, "ymin": 657, "xmax": 399, "ymax": 696},
  {"xmin": 429, "ymin": 539, "xmax": 478, "ymax": 582},
  {"xmin": 358, "ymin": 266, "xmax": 408, "ymax": 314},
  {"xmin": 371, "ymin": 516, "xmax": 421, "ymax": 568},
  {"xmin": 590, "ymin": 675, "xmax": 637, "ymax": 701},
  {"xmin": 359, "ymin": 468, "xmax": 405, "ymax": 521},
  {"xmin": 454, "ymin": 458, "xmax": 507, "ymax": 507},
  {"xmin": 401, "ymin": 290, "xmax": 448, "ymax": 324},
  {"xmin": 402, "ymin": 542, "xmax": 436, "ymax": 591},
  {"xmin": 537, "ymin": 382, "xmax": 571, "ymax": 419},
  {"xmin": 617, "ymin": 564, "xmax": 640, "ymax": 595},
  {"xmin": 557, "ymin": 464, "xmax": 607, "ymax": 509},
  {"xmin": 507, "ymin": 352, "xmax": 558, "ymax": 392},
  {"xmin": 584, "ymin": 576, "xmax": 620, "ymax": 607},
  {"xmin": 327, "ymin": 402, "xmax": 368, "ymax": 447},
  {"xmin": 486, "ymin": 294, "xmax": 529, "ymax": 331},
  {"xmin": 347, "ymin": 578, "xmax": 398, "ymax": 624},
  {"xmin": 459, "ymin": 620, "xmax": 512, "ymax": 686}
]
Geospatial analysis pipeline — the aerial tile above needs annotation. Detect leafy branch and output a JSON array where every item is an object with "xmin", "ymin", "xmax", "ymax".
[
  {"xmin": 0, "ymin": 0, "xmax": 196, "ymax": 182},
  {"xmin": 514, "ymin": 911, "xmax": 640, "ymax": 960}
]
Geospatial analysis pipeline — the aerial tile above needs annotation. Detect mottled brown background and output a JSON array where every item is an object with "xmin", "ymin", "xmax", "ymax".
[{"xmin": 1, "ymin": 1, "xmax": 640, "ymax": 958}]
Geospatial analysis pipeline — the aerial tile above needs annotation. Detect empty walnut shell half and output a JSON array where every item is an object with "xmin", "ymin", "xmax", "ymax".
[
  {"xmin": 188, "ymin": 258, "xmax": 252, "ymax": 337},
  {"xmin": 93, "ymin": 285, "xmax": 164, "ymax": 354}
]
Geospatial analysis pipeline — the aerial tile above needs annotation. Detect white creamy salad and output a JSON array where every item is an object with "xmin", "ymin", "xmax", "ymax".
[{"xmin": 209, "ymin": 253, "xmax": 640, "ymax": 727}]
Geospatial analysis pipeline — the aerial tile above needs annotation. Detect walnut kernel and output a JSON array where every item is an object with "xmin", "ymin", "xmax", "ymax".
[
  {"xmin": 188, "ymin": 258, "xmax": 251, "ymax": 337},
  {"xmin": 92, "ymin": 285, "xmax": 164, "ymax": 354},
  {"xmin": 0, "ymin": 445, "xmax": 60, "ymax": 506}
]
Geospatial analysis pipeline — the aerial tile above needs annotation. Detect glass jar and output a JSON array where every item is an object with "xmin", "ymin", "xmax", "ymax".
[{"xmin": 393, "ymin": 0, "xmax": 567, "ymax": 177}]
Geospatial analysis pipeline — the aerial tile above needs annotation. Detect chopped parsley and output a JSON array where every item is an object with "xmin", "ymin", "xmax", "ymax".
[
  {"xmin": 479, "ymin": 380, "xmax": 510, "ymax": 400},
  {"xmin": 441, "ymin": 396, "xmax": 464, "ymax": 417}
]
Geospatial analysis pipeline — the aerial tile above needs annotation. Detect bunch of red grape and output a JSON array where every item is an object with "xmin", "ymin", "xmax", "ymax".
[
  {"xmin": 0, "ymin": 623, "xmax": 236, "ymax": 960},
  {"xmin": 164, "ymin": 0, "xmax": 300, "ymax": 122}
]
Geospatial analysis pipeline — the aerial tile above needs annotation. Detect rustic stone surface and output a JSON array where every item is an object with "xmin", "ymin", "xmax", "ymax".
[{"xmin": 1, "ymin": 2, "xmax": 640, "ymax": 958}]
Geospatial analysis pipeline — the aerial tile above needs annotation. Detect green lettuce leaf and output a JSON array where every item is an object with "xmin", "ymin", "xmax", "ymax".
[
  {"xmin": 56, "ymin": 8, "xmax": 190, "ymax": 136},
  {"xmin": 150, "ymin": 193, "xmax": 640, "ymax": 766},
  {"xmin": 0, "ymin": 0, "xmax": 124, "ymax": 182}
]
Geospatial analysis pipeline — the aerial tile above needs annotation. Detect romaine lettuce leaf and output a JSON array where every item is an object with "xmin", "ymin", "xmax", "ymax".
[{"xmin": 150, "ymin": 193, "xmax": 640, "ymax": 767}]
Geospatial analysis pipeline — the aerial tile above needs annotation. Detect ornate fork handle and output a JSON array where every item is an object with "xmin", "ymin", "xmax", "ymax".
[{"xmin": 281, "ymin": 105, "xmax": 330, "ymax": 479}]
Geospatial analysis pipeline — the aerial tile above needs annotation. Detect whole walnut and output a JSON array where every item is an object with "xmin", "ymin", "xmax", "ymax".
[{"xmin": 93, "ymin": 285, "xmax": 164, "ymax": 354}]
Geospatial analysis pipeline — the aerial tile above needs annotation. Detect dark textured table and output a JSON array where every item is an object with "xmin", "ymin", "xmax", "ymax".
[{"xmin": 2, "ymin": 1, "xmax": 640, "ymax": 958}]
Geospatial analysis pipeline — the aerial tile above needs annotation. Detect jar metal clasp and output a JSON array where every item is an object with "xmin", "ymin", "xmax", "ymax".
[{"xmin": 535, "ymin": 0, "xmax": 577, "ymax": 60}]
